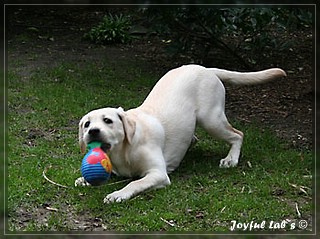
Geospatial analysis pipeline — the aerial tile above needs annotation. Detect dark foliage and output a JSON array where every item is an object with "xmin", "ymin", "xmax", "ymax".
[{"xmin": 141, "ymin": 7, "xmax": 313, "ymax": 69}]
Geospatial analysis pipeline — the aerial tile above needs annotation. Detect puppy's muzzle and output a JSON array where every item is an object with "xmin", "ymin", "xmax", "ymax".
[
  {"xmin": 88, "ymin": 127, "xmax": 102, "ymax": 142},
  {"xmin": 88, "ymin": 128, "xmax": 112, "ymax": 152},
  {"xmin": 88, "ymin": 128, "xmax": 100, "ymax": 136}
]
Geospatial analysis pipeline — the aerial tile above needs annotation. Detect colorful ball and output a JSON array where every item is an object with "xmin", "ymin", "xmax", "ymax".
[{"xmin": 81, "ymin": 144, "xmax": 112, "ymax": 186}]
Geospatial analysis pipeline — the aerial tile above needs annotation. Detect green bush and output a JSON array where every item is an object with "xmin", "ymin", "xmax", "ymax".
[
  {"xmin": 84, "ymin": 13, "xmax": 132, "ymax": 44},
  {"xmin": 142, "ymin": 7, "xmax": 313, "ymax": 67}
]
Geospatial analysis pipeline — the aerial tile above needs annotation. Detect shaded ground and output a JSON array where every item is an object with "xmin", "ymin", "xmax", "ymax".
[{"xmin": 6, "ymin": 6, "xmax": 314, "ymax": 232}]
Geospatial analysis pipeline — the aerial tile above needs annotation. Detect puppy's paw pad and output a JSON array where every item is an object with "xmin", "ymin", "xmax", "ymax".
[
  {"xmin": 104, "ymin": 191, "xmax": 131, "ymax": 204},
  {"xmin": 74, "ymin": 177, "xmax": 91, "ymax": 187},
  {"xmin": 219, "ymin": 157, "xmax": 238, "ymax": 168}
]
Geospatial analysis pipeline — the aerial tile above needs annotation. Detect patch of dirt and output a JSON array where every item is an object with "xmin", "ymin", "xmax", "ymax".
[
  {"xmin": 9, "ymin": 203, "xmax": 112, "ymax": 231},
  {"xmin": 6, "ymin": 6, "xmax": 314, "ymax": 232}
]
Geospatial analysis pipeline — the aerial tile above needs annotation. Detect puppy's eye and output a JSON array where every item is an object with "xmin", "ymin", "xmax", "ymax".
[
  {"xmin": 84, "ymin": 121, "xmax": 90, "ymax": 128},
  {"xmin": 103, "ymin": 118, "xmax": 113, "ymax": 124}
]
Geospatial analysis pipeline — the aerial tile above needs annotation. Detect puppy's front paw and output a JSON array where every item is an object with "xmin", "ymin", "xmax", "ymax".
[
  {"xmin": 74, "ymin": 177, "xmax": 91, "ymax": 187},
  {"xmin": 219, "ymin": 156, "xmax": 238, "ymax": 168},
  {"xmin": 103, "ymin": 190, "xmax": 132, "ymax": 204}
]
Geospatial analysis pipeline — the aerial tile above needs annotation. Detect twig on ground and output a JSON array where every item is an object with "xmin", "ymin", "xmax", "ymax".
[
  {"xmin": 295, "ymin": 202, "xmax": 301, "ymax": 218},
  {"xmin": 220, "ymin": 206, "xmax": 227, "ymax": 213},
  {"xmin": 45, "ymin": 206, "xmax": 58, "ymax": 212},
  {"xmin": 42, "ymin": 165, "xmax": 69, "ymax": 188},
  {"xmin": 288, "ymin": 182, "xmax": 309, "ymax": 196},
  {"xmin": 43, "ymin": 165, "xmax": 130, "ymax": 188},
  {"xmin": 106, "ymin": 179, "xmax": 131, "ymax": 186},
  {"xmin": 160, "ymin": 217, "xmax": 178, "ymax": 227}
]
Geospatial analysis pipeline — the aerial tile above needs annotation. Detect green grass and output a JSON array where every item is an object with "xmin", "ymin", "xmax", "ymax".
[{"xmin": 7, "ymin": 61, "xmax": 313, "ymax": 233}]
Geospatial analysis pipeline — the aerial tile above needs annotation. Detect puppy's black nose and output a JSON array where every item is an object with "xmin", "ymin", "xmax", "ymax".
[{"xmin": 88, "ymin": 128, "xmax": 100, "ymax": 136}]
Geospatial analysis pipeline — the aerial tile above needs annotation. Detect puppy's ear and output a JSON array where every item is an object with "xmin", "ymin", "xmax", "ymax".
[
  {"xmin": 117, "ymin": 108, "xmax": 136, "ymax": 144},
  {"xmin": 78, "ymin": 120, "xmax": 86, "ymax": 154}
]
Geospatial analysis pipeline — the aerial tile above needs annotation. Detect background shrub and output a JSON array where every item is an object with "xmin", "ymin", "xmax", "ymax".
[
  {"xmin": 84, "ymin": 13, "xmax": 132, "ymax": 44},
  {"xmin": 141, "ymin": 7, "xmax": 313, "ymax": 68}
]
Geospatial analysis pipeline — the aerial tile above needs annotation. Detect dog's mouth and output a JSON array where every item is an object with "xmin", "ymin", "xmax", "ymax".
[
  {"xmin": 87, "ymin": 138, "xmax": 112, "ymax": 152},
  {"xmin": 100, "ymin": 142, "xmax": 112, "ymax": 152},
  {"xmin": 86, "ymin": 131, "xmax": 114, "ymax": 153}
]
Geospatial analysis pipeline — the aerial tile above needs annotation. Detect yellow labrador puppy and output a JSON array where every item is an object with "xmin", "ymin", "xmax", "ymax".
[{"xmin": 76, "ymin": 64, "xmax": 286, "ymax": 203}]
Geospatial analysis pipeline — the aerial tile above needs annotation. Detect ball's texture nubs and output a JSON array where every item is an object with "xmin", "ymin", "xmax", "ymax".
[{"xmin": 81, "ymin": 142, "xmax": 112, "ymax": 186}]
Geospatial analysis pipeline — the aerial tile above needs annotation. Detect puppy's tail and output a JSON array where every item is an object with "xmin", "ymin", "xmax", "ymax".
[{"xmin": 211, "ymin": 68, "xmax": 286, "ymax": 85}]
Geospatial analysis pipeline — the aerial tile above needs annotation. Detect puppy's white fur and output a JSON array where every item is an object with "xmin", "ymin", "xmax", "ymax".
[{"xmin": 76, "ymin": 64, "xmax": 286, "ymax": 203}]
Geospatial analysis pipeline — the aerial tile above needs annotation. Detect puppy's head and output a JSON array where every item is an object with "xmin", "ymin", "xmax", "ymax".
[{"xmin": 78, "ymin": 107, "xmax": 135, "ymax": 153}]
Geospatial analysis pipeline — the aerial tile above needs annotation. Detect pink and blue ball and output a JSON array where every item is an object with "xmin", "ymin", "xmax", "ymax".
[{"xmin": 81, "ymin": 147, "xmax": 112, "ymax": 186}]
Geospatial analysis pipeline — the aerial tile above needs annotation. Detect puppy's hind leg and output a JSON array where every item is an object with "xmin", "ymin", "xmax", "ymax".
[
  {"xmin": 199, "ymin": 113, "xmax": 244, "ymax": 168},
  {"xmin": 218, "ymin": 123, "xmax": 243, "ymax": 168}
]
